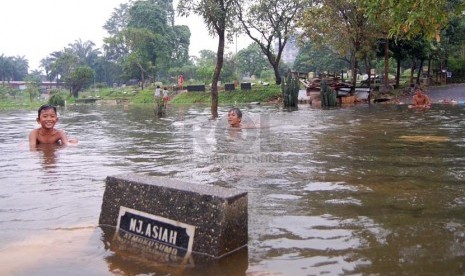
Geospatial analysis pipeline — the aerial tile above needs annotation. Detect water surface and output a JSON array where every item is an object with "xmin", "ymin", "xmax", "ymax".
[{"xmin": 1, "ymin": 103, "xmax": 465, "ymax": 275}]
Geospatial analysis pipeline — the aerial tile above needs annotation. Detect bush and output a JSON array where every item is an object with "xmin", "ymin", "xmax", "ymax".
[
  {"xmin": 448, "ymin": 57, "xmax": 465, "ymax": 83},
  {"xmin": 0, "ymin": 86, "xmax": 12, "ymax": 99},
  {"xmin": 48, "ymin": 94, "xmax": 66, "ymax": 106},
  {"xmin": 95, "ymin": 82, "xmax": 108, "ymax": 89}
]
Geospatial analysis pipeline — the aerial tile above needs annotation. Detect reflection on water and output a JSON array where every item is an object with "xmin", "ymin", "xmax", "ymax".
[
  {"xmin": 1, "ymin": 104, "xmax": 465, "ymax": 275},
  {"xmin": 32, "ymin": 144, "xmax": 61, "ymax": 170},
  {"xmin": 100, "ymin": 226, "xmax": 249, "ymax": 276}
]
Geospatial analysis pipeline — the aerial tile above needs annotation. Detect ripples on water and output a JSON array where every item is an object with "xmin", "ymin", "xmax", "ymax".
[{"xmin": 1, "ymin": 104, "xmax": 465, "ymax": 275}]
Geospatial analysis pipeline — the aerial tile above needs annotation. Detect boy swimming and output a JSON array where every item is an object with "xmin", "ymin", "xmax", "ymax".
[
  {"xmin": 29, "ymin": 104, "xmax": 76, "ymax": 148},
  {"xmin": 228, "ymin": 108, "xmax": 243, "ymax": 128}
]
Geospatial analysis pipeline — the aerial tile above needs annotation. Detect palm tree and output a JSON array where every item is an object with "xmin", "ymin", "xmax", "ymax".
[
  {"xmin": 68, "ymin": 39, "xmax": 102, "ymax": 67},
  {"xmin": 40, "ymin": 57, "xmax": 55, "ymax": 87}
]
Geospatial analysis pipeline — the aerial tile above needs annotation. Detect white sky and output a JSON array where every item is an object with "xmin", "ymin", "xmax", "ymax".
[{"xmin": 0, "ymin": 0, "xmax": 249, "ymax": 72}]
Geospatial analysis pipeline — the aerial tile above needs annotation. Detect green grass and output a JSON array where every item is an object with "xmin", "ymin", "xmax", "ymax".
[
  {"xmin": 0, "ymin": 101, "xmax": 38, "ymax": 110},
  {"xmin": 171, "ymin": 84, "xmax": 282, "ymax": 105},
  {"xmin": 131, "ymin": 89, "xmax": 155, "ymax": 104},
  {"xmin": 0, "ymin": 84, "xmax": 283, "ymax": 109}
]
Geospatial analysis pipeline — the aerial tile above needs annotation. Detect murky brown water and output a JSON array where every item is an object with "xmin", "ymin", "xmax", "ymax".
[{"xmin": 1, "ymin": 103, "xmax": 465, "ymax": 275}]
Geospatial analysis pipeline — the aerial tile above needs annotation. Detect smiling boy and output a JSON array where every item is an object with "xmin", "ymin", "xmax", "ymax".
[{"xmin": 29, "ymin": 104, "xmax": 70, "ymax": 148}]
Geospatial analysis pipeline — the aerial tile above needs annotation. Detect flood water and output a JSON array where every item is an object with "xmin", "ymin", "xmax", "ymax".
[{"xmin": 1, "ymin": 103, "xmax": 465, "ymax": 275}]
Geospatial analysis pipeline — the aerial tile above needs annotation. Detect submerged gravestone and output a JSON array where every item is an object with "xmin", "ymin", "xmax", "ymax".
[
  {"xmin": 240, "ymin": 82, "xmax": 252, "ymax": 90},
  {"xmin": 186, "ymin": 85, "xmax": 206, "ymax": 92},
  {"xmin": 99, "ymin": 173, "xmax": 248, "ymax": 259},
  {"xmin": 225, "ymin": 83, "xmax": 235, "ymax": 91}
]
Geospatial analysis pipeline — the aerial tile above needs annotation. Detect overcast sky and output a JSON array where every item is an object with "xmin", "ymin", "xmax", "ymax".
[{"xmin": 0, "ymin": 0, "xmax": 248, "ymax": 72}]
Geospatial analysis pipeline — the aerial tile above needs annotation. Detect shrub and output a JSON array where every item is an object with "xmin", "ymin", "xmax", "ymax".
[{"xmin": 48, "ymin": 94, "xmax": 66, "ymax": 106}]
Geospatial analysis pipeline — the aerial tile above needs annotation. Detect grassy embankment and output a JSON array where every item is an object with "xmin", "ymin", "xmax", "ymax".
[
  {"xmin": 83, "ymin": 83, "xmax": 283, "ymax": 105},
  {"xmin": 168, "ymin": 84, "xmax": 282, "ymax": 105},
  {"xmin": 2, "ymin": 80, "xmax": 419, "ymax": 111},
  {"xmin": 0, "ymin": 83, "xmax": 282, "ymax": 110}
]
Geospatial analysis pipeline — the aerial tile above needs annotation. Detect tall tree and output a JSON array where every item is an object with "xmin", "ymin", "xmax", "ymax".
[
  {"xmin": 363, "ymin": 0, "xmax": 465, "ymax": 42},
  {"xmin": 169, "ymin": 25, "xmax": 191, "ymax": 68},
  {"xmin": 66, "ymin": 66, "xmax": 95, "ymax": 98},
  {"xmin": 178, "ymin": 0, "xmax": 238, "ymax": 118},
  {"xmin": 363, "ymin": 0, "xmax": 465, "ymax": 87},
  {"xmin": 147, "ymin": 0, "xmax": 176, "ymax": 26},
  {"xmin": 11, "ymin": 56, "xmax": 29, "ymax": 81},
  {"xmin": 40, "ymin": 57, "xmax": 55, "ymax": 86},
  {"xmin": 49, "ymin": 49, "xmax": 78, "ymax": 85},
  {"xmin": 0, "ymin": 55, "xmax": 29, "ymax": 82},
  {"xmin": 293, "ymin": 40, "xmax": 347, "ymax": 74},
  {"xmin": 104, "ymin": 0, "xmax": 189, "ymax": 83},
  {"xmin": 299, "ymin": 0, "xmax": 376, "ymax": 91},
  {"xmin": 121, "ymin": 27, "xmax": 161, "ymax": 88},
  {"xmin": 0, "ymin": 55, "xmax": 14, "ymax": 83},
  {"xmin": 103, "ymin": 2, "xmax": 132, "ymax": 36},
  {"xmin": 236, "ymin": 43, "xmax": 270, "ymax": 78},
  {"xmin": 68, "ymin": 39, "xmax": 101, "ymax": 67},
  {"xmin": 237, "ymin": 0, "xmax": 305, "ymax": 85},
  {"xmin": 195, "ymin": 49, "xmax": 216, "ymax": 83}
]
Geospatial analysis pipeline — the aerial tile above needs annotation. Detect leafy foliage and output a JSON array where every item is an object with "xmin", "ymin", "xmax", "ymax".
[
  {"xmin": 320, "ymin": 79, "xmax": 337, "ymax": 107},
  {"xmin": 178, "ymin": 0, "xmax": 234, "ymax": 116},
  {"xmin": 170, "ymin": 84, "xmax": 281, "ymax": 105},
  {"xmin": 66, "ymin": 66, "xmax": 95, "ymax": 98},
  {"xmin": 281, "ymin": 70, "xmax": 299, "ymax": 108},
  {"xmin": 0, "ymin": 54, "xmax": 29, "ymax": 81},
  {"xmin": 48, "ymin": 93, "xmax": 66, "ymax": 107},
  {"xmin": 24, "ymin": 75, "xmax": 41, "ymax": 102},
  {"xmin": 362, "ymin": 0, "xmax": 465, "ymax": 41},
  {"xmin": 293, "ymin": 41, "xmax": 347, "ymax": 74},
  {"xmin": 236, "ymin": 43, "xmax": 270, "ymax": 78},
  {"xmin": 299, "ymin": 0, "xmax": 378, "ymax": 88},
  {"xmin": 237, "ymin": 0, "xmax": 307, "ymax": 85}
]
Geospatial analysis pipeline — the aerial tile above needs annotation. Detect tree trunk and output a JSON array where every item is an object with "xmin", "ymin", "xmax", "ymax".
[
  {"xmin": 273, "ymin": 62, "xmax": 281, "ymax": 85},
  {"xmin": 416, "ymin": 59, "xmax": 424, "ymax": 85},
  {"xmin": 396, "ymin": 58, "xmax": 401, "ymax": 87},
  {"xmin": 384, "ymin": 37, "xmax": 389, "ymax": 87},
  {"xmin": 351, "ymin": 54, "xmax": 358, "ymax": 94},
  {"xmin": 410, "ymin": 61, "xmax": 416, "ymax": 85},
  {"xmin": 364, "ymin": 58, "xmax": 371, "ymax": 89},
  {"xmin": 211, "ymin": 31, "xmax": 225, "ymax": 118},
  {"xmin": 137, "ymin": 63, "xmax": 145, "ymax": 90}
]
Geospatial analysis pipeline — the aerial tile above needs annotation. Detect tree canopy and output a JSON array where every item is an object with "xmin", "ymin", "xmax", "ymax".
[
  {"xmin": 178, "ymin": 0, "xmax": 238, "ymax": 118},
  {"xmin": 237, "ymin": 0, "xmax": 306, "ymax": 84}
]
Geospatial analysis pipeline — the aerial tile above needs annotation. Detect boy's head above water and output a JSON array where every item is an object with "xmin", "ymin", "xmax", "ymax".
[
  {"xmin": 228, "ymin": 108, "xmax": 242, "ymax": 127},
  {"xmin": 37, "ymin": 104, "xmax": 57, "ymax": 118}
]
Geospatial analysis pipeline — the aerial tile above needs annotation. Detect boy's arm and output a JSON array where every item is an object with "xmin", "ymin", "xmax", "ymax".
[
  {"xmin": 29, "ymin": 129, "xmax": 38, "ymax": 148},
  {"xmin": 58, "ymin": 130, "xmax": 69, "ymax": 146},
  {"xmin": 425, "ymin": 95, "xmax": 431, "ymax": 105}
]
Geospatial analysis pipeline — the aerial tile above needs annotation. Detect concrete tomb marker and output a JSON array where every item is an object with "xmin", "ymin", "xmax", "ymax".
[
  {"xmin": 117, "ymin": 206, "xmax": 196, "ymax": 252},
  {"xmin": 99, "ymin": 173, "xmax": 248, "ymax": 259}
]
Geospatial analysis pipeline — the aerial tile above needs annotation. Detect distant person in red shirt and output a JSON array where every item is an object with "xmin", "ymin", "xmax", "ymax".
[{"xmin": 179, "ymin": 74, "xmax": 184, "ymax": 90}]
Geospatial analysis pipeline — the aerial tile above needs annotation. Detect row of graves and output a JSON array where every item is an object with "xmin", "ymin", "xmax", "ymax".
[
  {"xmin": 185, "ymin": 82, "xmax": 255, "ymax": 92},
  {"xmin": 298, "ymin": 74, "xmax": 371, "ymax": 106}
]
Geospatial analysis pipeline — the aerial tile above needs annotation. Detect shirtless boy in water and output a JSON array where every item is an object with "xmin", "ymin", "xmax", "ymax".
[
  {"xmin": 410, "ymin": 87, "xmax": 431, "ymax": 108},
  {"xmin": 29, "ymin": 104, "xmax": 75, "ymax": 148},
  {"xmin": 227, "ymin": 107, "xmax": 243, "ymax": 128}
]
